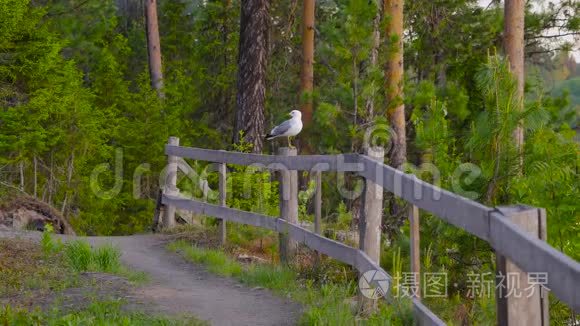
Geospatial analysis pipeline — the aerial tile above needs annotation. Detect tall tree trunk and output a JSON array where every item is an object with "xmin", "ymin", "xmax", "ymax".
[
  {"xmin": 217, "ymin": 0, "xmax": 233, "ymax": 130},
  {"xmin": 504, "ymin": 0, "xmax": 525, "ymax": 152},
  {"xmin": 300, "ymin": 0, "xmax": 315, "ymax": 127},
  {"xmin": 19, "ymin": 161, "xmax": 24, "ymax": 192},
  {"xmin": 352, "ymin": 54, "xmax": 358, "ymax": 128},
  {"xmin": 33, "ymin": 156, "xmax": 37, "ymax": 198},
  {"xmin": 145, "ymin": 0, "xmax": 164, "ymax": 96},
  {"xmin": 61, "ymin": 153, "xmax": 75, "ymax": 215},
  {"xmin": 364, "ymin": 4, "xmax": 382, "ymax": 122},
  {"xmin": 233, "ymin": 0, "xmax": 270, "ymax": 153},
  {"xmin": 384, "ymin": 0, "xmax": 407, "ymax": 240},
  {"xmin": 116, "ymin": 0, "xmax": 143, "ymax": 33},
  {"xmin": 384, "ymin": 0, "xmax": 406, "ymax": 169}
]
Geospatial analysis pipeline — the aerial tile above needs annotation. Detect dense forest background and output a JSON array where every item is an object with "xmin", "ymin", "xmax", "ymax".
[{"xmin": 0, "ymin": 0, "xmax": 578, "ymax": 321}]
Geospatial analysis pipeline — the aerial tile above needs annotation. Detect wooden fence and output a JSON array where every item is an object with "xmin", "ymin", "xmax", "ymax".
[{"xmin": 157, "ymin": 137, "xmax": 579, "ymax": 325}]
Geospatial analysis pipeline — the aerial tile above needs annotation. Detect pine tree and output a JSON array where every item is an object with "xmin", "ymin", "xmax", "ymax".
[
  {"xmin": 384, "ymin": 0, "xmax": 406, "ymax": 168},
  {"xmin": 233, "ymin": 0, "xmax": 270, "ymax": 153},
  {"xmin": 300, "ymin": 0, "xmax": 315, "ymax": 131},
  {"xmin": 504, "ymin": 0, "xmax": 525, "ymax": 152},
  {"xmin": 145, "ymin": 0, "xmax": 164, "ymax": 96}
]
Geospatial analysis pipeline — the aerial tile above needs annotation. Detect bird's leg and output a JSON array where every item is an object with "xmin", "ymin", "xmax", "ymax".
[{"xmin": 287, "ymin": 136, "xmax": 292, "ymax": 148}]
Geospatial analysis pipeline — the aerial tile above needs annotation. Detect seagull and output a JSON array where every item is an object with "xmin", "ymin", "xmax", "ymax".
[{"xmin": 265, "ymin": 110, "xmax": 303, "ymax": 148}]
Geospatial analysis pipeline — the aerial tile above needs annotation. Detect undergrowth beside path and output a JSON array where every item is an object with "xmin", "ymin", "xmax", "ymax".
[
  {"xmin": 0, "ymin": 231, "xmax": 205, "ymax": 325},
  {"xmin": 167, "ymin": 240, "xmax": 415, "ymax": 325}
]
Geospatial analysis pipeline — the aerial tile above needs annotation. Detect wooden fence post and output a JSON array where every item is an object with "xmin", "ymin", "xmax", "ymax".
[
  {"xmin": 314, "ymin": 170, "xmax": 322, "ymax": 235},
  {"xmin": 409, "ymin": 204, "xmax": 421, "ymax": 299},
  {"xmin": 278, "ymin": 147, "xmax": 298, "ymax": 263},
  {"xmin": 358, "ymin": 146, "xmax": 384, "ymax": 313},
  {"xmin": 495, "ymin": 206, "xmax": 549, "ymax": 326},
  {"xmin": 218, "ymin": 163, "xmax": 227, "ymax": 245},
  {"xmin": 164, "ymin": 136, "xmax": 179, "ymax": 229},
  {"xmin": 359, "ymin": 146, "xmax": 384, "ymax": 261}
]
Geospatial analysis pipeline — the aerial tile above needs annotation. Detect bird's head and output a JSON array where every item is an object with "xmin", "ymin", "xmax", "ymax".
[{"xmin": 289, "ymin": 110, "xmax": 302, "ymax": 119}]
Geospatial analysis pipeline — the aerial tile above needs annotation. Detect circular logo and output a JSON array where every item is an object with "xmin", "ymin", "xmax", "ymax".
[{"xmin": 359, "ymin": 270, "xmax": 390, "ymax": 299}]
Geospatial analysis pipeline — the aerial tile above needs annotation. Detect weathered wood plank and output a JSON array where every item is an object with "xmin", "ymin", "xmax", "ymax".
[
  {"xmin": 152, "ymin": 188, "xmax": 164, "ymax": 232},
  {"xmin": 218, "ymin": 163, "xmax": 227, "ymax": 245},
  {"xmin": 278, "ymin": 220, "xmax": 359, "ymax": 268},
  {"xmin": 278, "ymin": 147, "xmax": 298, "ymax": 262},
  {"xmin": 163, "ymin": 194, "xmax": 390, "ymax": 278},
  {"xmin": 409, "ymin": 204, "xmax": 421, "ymax": 299},
  {"xmin": 314, "ymin": 171, "xmax": 322, "ymax": 235},
  {"xmin": 412, "ymin": 299, "xmax": 447, "ymax": 326},
  {"xmin": 359, "ymin": 156, "xmax": 492, "ymax": 241},
  {"xmin": 495, "ymin": 206, "xmax": 547, "ymax": 325},
  {"xmin": 359, "ymin": 147, "xmax": 384, "ymax": 263},
  {"xmin": 489, "ymin": 210, "xmax": 580, "ymax": 312},
  {"xmin": 538, "ymin": 208, "xmax": 550, "ymax": 324},
  {"xmin": 165, "ymin": 145, "xmax": 362, "ymax": 172},
  {"xmin": 163, "ymin": 137, "xmax": 179, "ymax": 229},
  {"xmin": 163, "ymin": 194, "xmax": 278, "ymax": 231},
  {"xmin": 163, "ymin": 195, "xmax": 454, "ymax": 322},
  {"xmin": 355, "ymin": 250, "xmax": 384, "ymax": 275}
]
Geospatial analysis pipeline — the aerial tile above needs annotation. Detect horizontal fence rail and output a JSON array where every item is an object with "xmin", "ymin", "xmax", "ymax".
[
  {"xmin": 166, "ymin": 145, "xmax": 362, "ymax": 172},
  {"xmin": 163, "ymin": 144, "xmax": 580, "ymax": 318},
  {"xmin": 489, "ymin": 210, "xmax": 580, "ymax": 311},
  {"xmin": 359, "ymin": 157, "xmax": 493, "ymax": 242},
  {"xmin": 162, "ymin": 193, "xmax": 446, "ymax": 325},
  {"xmin": 164, "ymin": 194, "xmax": 378, "ymax": 275}
]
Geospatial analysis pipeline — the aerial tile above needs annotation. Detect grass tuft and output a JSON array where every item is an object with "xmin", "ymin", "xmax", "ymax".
[
  {"xmin": 64, "ymin": 240, "xmax": 93, "ymax": 272},
  {"xmin": 167, "ymin": 240, "xmax": 242, "ymax": 277},
  {"xmin": 92, "ymin": 244, "xmax": 121, "ymax": 273},
  {"xmin": 240, "ymin": 264, "xmax": 297, "ymax": 291}
]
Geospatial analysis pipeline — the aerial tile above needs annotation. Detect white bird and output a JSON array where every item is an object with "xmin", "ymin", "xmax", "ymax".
[{"xmin": 265, "ymin": 110, "xmax": 303, "ymax": 148}]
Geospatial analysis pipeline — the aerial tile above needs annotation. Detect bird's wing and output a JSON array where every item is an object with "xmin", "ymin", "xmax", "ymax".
[{"xmin": 269, "ymin": 119, "xmax": 293, "ymax": 136}]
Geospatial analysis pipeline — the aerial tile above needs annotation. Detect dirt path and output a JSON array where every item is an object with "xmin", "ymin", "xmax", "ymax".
[{"xmin": 0, "ymin": 231, "xmax": 302, "ymax": 326}]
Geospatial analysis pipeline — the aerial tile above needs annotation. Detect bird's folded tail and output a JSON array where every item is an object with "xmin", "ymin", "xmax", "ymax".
[{"xmin": 265, "ymin": 134, "xmax": 275, "ymax": 140}]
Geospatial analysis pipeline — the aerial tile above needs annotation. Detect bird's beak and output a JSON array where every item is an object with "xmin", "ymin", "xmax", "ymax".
[{"xmin": 288, "ymin": 113, "xmax": 292, "ymax": 116}]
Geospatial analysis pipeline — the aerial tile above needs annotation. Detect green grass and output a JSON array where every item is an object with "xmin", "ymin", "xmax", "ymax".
[
  {"xmin": 39, "ymin": 230, "xmax": 148, "ymax": 284},
  {"xmin": 0, "ymin": 238, "xmax": 82, "ymax": 297},
  {"xmin": 92, "ymin": 244, "xmax": 122, "ymax": 272},
  {"xmin": 167, "ymin": 241, "xmax": 243, "ymax": 277},
  {"xmin": 64, "ymin": 240, "xmax": 94, "ymax": 272},
  {"xmin": 167, "ymin": 240, "xmax": 414, "ymax": 325},
  {"xmin": 0, "ymin": 299, "xmax": 207, "ymax": 326},
  {"xmin": 0, "ymin": 237, "xmax": 188, "ymax": 324},
  {"xmin": 239, "ymin": 264, "xmax": 296, "ymax": 291}
]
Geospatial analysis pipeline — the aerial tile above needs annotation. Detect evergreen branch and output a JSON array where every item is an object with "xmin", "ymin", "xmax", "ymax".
[
  {"xmin": 47, "ymin": 0, "xmax": 92, "ymax": 17},
  {"xmin": 528, "ymin": 32, "xmax": 580, "ymax": 39},
  {"xmin": 0, "ymin": 180, "xmax": 29, "ymax": 196}
]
